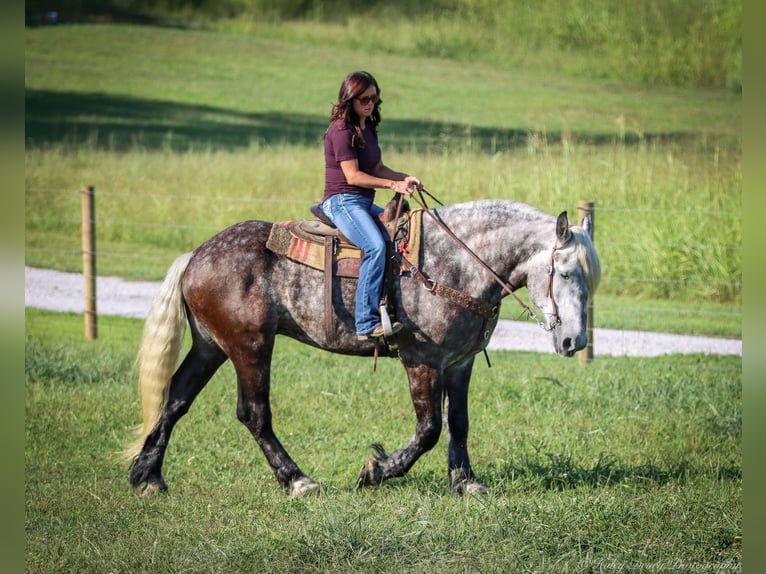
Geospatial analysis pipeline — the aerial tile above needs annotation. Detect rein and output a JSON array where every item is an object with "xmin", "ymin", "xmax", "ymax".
[{"xmin": 396, "ymin": 190, "xmax": 561, "ymax": 332}]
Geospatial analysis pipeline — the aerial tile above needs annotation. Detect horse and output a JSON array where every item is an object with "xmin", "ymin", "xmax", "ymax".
[{"xmin": 125, "ymin": 199, "xmax": 601, "ymax": 498}]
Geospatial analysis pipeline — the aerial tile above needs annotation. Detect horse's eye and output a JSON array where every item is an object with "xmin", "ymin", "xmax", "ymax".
[{"xmin": 560, "ymin": 272, "xmax": 571, "ymax": 280}]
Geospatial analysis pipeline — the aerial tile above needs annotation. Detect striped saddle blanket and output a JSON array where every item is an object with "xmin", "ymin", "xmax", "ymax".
[{"xmin": 266, "ymin": 209, "xmax": 423, "ymax": 278}]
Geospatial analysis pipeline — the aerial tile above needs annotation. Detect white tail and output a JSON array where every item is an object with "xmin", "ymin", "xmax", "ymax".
[{"xmin": 124, "ymin": 252, "xmax": 193, "ymax": 462}]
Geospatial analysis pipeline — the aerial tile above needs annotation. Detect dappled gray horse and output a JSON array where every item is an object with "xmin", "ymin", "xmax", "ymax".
[{"xmin": 125, "ymin": 199, "xmax": 600, "ymax": 497}]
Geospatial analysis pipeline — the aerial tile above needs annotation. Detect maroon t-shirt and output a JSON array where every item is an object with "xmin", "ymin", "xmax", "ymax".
[{"xmin": 323, "ymin": 120, "xmax": 381, "ymax": 201}]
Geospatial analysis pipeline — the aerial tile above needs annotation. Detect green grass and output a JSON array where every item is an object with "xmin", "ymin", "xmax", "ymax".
[
  {"xmin": 25, "ymin": 24, "xmax": 740, "ymax": 144},
  {"xmin": 31, "ymin": 0, "xmax": 740, "ymax": 90},
  {"xmin": 25, "ymin": 309, "xmax": 741, "ymax": 572}
]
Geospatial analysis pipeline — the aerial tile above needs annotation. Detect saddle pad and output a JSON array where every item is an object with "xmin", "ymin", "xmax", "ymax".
[
  {"xmin": 265, "ymin": 210, "xmax": 423, "ymax": 273},
  {"xmin": 266, "ymin": 222, "xmax": 362, "ymax": 272}
]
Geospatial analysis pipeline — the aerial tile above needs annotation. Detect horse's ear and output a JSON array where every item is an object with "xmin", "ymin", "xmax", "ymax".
[
  {"xmin": 556, "ymin": 211, "xmax": 572, "ymax": 243},
  {"xmin": 581, "ymin": 213, "xmax": 593, "ymax": 237}
]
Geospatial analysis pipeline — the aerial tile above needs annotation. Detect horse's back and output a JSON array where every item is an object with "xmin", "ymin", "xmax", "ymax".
[{"xmin": 191, "ymin": 220, "xmax": 272, "ymax": 264}]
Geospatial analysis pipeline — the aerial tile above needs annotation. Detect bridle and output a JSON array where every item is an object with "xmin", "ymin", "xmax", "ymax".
[
  {"xmin": 394, "ymin": 190, "xmax": 563, "ymax": 332},
  {"xmin": 544, "ymin": 244, "xmax": 562, "ymax": 331}
]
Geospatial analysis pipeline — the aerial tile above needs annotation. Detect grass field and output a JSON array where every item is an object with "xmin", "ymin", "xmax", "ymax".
[
  {"xmin": 25, "ymin": 19, "xmax": 742, "ymax": 573},
  {"xmin": 25, "ymin": 309, "xmax": 741, "ymax": 572}
]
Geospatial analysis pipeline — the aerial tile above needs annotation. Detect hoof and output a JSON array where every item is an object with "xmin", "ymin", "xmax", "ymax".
[
  {"xmin": 288, "ymin": 476, "xmax": 321, "ymax": 499},
  {"xmin": 453, "ymin": 479, "xmax": 489, "ymax": 496},
  {"xmin": 449, "ymin": 468, "xmax": 488, "ymax": 495},
  {"xmin": 139, "ymin": 480, "xmax": 168, "ymax": 497},
  {"xmin": 356, "ymin": 444, "xmax": 387, "ymax": 489},
  {"xmin": 356, "ymin": 459, "xmax": 385, "ymax": 489}
]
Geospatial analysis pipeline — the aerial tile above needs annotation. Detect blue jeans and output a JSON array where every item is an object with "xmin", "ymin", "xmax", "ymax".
[{"xmin": 321, "ymin": 194, "xmax": 386, "ymax": 335}]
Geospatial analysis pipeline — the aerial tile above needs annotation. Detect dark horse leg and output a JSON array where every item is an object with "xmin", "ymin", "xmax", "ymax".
[
  {"xmin": 229, "ymin": 332, "xmax": 320, "ymax": 498},
  {"xmin": 357, "ymin": 363, "xmax": 444, "ymax": 487},
  {"xmin": 356, "ymin": 358, "xmax": 489, "ymax": 494},
  {"xmin": 444, "ymin": 357, "xmax": 489, "ymax": 494},
  {"xmin": 130, "ymin": 335, "xmax": 228, "ymax": 495}
]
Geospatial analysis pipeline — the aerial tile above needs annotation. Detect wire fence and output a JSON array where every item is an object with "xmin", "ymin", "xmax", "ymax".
[{"xmin": 25, "ymin": 187, "xmax": 742, "ymax": 348}]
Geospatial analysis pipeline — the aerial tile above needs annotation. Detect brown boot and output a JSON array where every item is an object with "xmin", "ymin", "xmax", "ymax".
[{"xmin": 357, "ymin": 322, "xmax": 403, "ymax": 340}]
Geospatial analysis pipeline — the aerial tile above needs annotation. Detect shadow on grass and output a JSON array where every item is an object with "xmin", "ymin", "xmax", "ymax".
[
  {"xmin": 349, "ymin": 449, "xmax": 740, "ymax": 496},
  {"xmin": 486, "ymin": 452, "xmax": 741, "ymax": 492},
  {"xmin": 25, "ymin": 89, "xmax": 326, "ymax": 151},
  {"xmin": 25, "ymin": 89, "xmax": 698, "ymax": 153}
]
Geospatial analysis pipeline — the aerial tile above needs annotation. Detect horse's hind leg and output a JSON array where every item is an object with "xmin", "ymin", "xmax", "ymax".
[
  {"xmin": 443, "ymin": 357, "xmax": 488, "ymax": 495},
  {"xmin": 130, "ymin": 338, "xmax": 227, "ymax": 494},
  {"xmin": 231, "ymin": 335, "xmax": 319, "ymax": 498}
]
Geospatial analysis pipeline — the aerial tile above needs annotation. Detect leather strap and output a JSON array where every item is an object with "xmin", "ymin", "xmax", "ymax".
[
  {"xmin": 397, "ymin": 253, "xmax": 498, "ymax": 320},
  {"xmin": 324, "ymin": 235, "xmax": 335, "ymax": 344},
  {"xmin": 545, "ymin": 246, "xmax": 560, "ymax": 327}
]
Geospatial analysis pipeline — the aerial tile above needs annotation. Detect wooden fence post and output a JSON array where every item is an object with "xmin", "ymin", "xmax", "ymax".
[
  {"xmin": 577, "ymin": 200, "xmax": 594, "ymax": 364},
  {"xmin": 81, "ymin": 185, "xmax": 97, "ymax": 340}
]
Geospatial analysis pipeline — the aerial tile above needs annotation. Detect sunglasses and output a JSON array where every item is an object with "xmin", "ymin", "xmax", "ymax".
[{"xmin": 356, "ymin": 94, "xmax": 379, "ymax": 106}]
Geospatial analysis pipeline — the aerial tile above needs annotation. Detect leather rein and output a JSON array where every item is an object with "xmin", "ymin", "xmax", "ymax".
[{"xmin": 392, "ymin": 190, "xmax": 562, "ymax": 332}]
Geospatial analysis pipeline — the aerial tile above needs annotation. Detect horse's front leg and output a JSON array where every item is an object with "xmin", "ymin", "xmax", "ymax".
[
  {"xmin": 444, "ymin": 357, "xmax": 488, "ymax": 495},
  {"xmin": 357, "ymin": 363, "xmax": 443, "ymax": 487}
]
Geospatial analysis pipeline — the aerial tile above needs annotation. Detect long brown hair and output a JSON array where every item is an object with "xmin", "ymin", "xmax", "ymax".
[{"xmin": 326, "ymin": 70, "xmax": 382, "ymax": 149}]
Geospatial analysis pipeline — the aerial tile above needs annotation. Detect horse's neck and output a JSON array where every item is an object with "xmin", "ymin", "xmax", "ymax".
[
  {"xmin": 490, "ymin": 229, "xmax": 551, "ymax": 291},
  {"xmin": 432, "ymin": 201, "xmax": 554, "ymax": 293}
]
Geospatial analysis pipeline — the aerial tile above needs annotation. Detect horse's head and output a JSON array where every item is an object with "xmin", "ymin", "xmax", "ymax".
[{"xmin": 526, "ymin": 212, "xmax": 601, "ymax": 357}]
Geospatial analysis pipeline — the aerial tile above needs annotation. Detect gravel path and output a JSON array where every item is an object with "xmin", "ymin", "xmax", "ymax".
[{"xmin": 25, "ymin": 267, "xmax": 741, "ymax": 357}]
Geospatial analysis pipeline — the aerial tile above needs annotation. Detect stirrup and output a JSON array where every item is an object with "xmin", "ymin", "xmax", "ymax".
[{"xmin": 379, "ymin": 303, "xmax": 395, "ymax": 337}]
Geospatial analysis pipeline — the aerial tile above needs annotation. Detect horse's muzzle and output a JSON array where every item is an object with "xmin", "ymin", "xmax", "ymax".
[{"xmin": 556, "ymin": 333, "xmax": 587, "ymax": 357}]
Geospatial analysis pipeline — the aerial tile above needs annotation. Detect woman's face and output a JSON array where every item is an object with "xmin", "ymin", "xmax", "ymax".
[{"xmin": 352, "ymin": 85, "xmax": 379, "ymax": 119}]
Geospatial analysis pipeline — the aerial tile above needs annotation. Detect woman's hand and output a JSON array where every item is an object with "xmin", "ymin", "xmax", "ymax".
[{"xmin": 390, "ymin": 176, "xmax": 423, "ymax": 196}]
